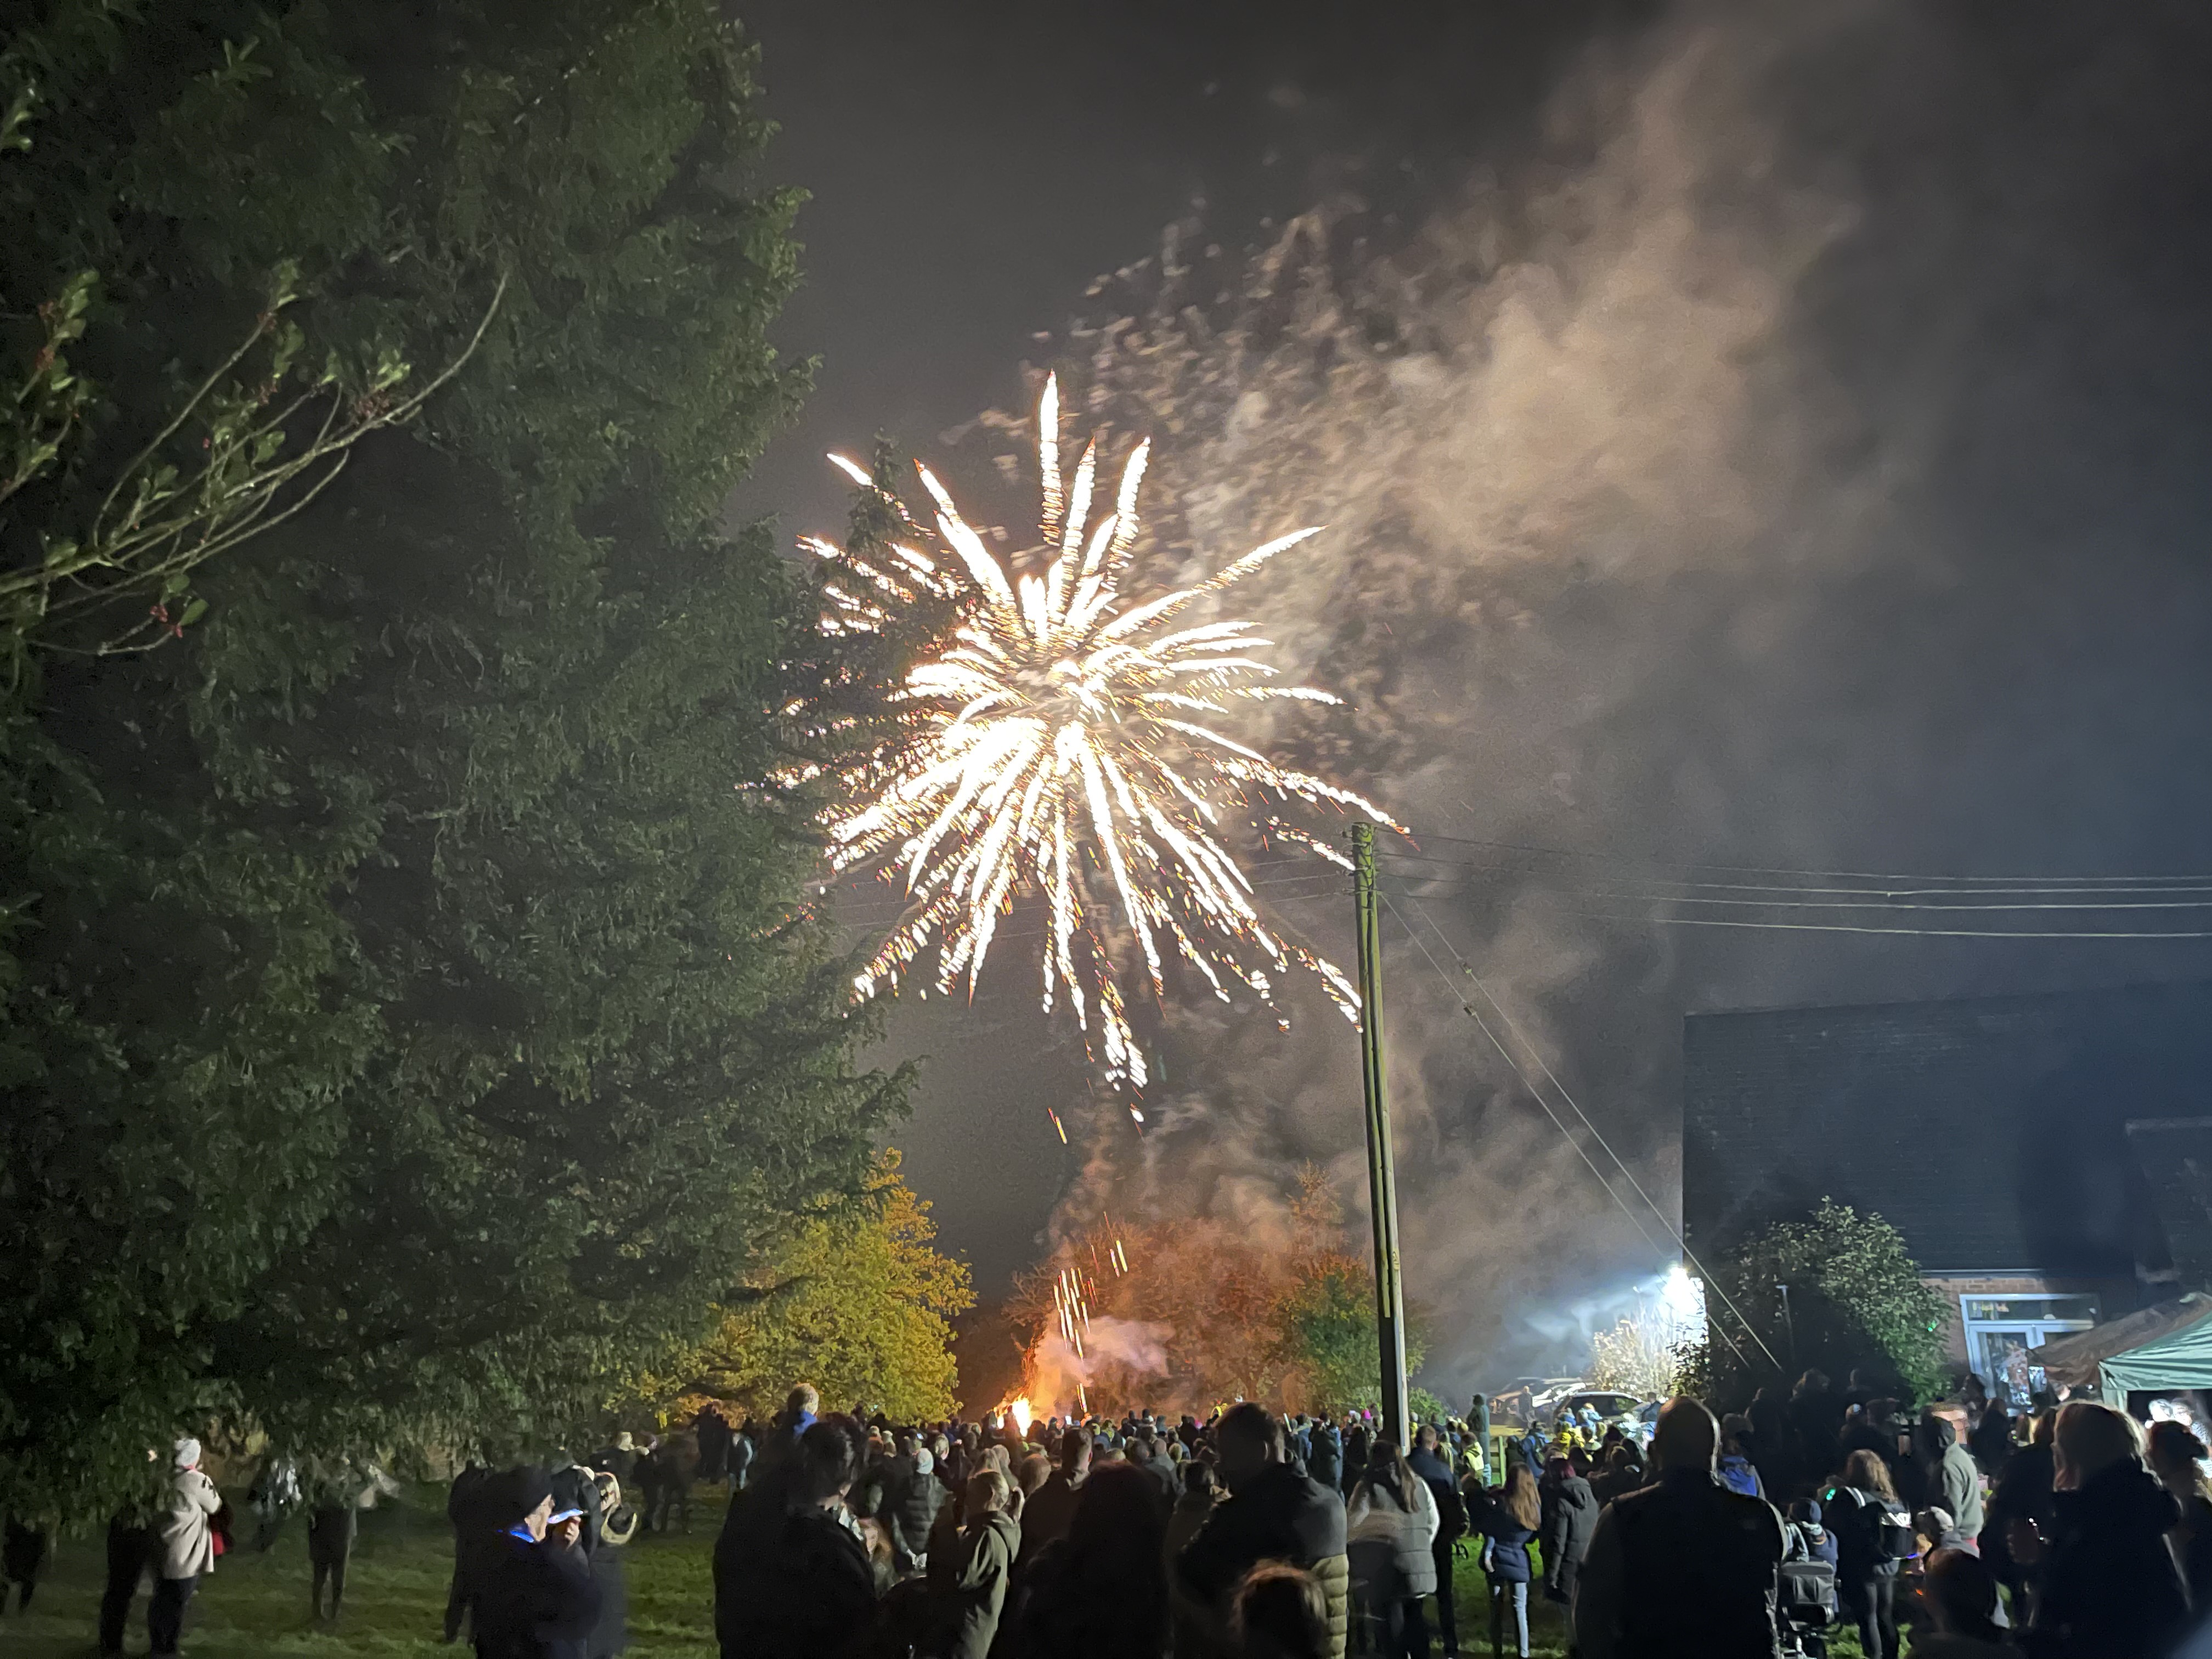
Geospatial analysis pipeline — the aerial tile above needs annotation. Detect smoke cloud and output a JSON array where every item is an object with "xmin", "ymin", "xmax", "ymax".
[
  {"xmin": 1026, "ymin": 1316, "xmax": 1175, "ymax": 1417},
  {"xmin": 935, "ymin": 0, "xmax": 2212, "ymax": 1394}
]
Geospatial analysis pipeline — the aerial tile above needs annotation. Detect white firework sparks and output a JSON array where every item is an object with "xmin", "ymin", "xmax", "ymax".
[{"xmin": 806, "ymin": 374, "xmax": 1399, "ymax": 1097}]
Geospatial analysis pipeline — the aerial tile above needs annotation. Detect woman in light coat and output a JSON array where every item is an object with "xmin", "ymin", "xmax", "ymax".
[
  {"xmin": 154, "ymin": 1438, "xmax": 221, "ymax": 1655},
  {"xmin": 1346, "ymin": 1438, "xmax": 1438, "ymax": 1659}
]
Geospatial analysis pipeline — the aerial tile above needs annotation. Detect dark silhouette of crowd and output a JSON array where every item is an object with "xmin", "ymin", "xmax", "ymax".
[
  {"xmin": 678, "ymin": 1373, "xmax": 2212, "ymax": 1659},
  {"xmin": 35, "ymin": 1365, "xmax": 2212, "ymax": 1659}
]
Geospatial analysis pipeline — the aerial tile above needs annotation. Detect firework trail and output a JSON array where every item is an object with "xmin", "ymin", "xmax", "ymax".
[{"xmin": 804, "ymin": 375, "xmax": 1402, "ymax": 1103}]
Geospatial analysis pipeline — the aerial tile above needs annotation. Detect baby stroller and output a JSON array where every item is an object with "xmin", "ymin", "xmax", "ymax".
[{"xmin": 1780, "ymin": 1513, "xmax": 1839, "ymax": 1658}]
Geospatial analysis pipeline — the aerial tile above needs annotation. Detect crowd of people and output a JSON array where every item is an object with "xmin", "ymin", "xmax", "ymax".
[
  {"xmin": 38, "ymin": 1368, "xmax": 2212, "ymax": 1659},
  {"xmin": 418, "ymin": 1375, "xmax": 2212, "ymax": 1659}
]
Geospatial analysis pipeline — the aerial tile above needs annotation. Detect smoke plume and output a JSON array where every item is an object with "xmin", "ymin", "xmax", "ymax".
[
  {"xmin": 929, "ymin": 0, "xmax": 2212, "ymax": 1407},
  {"xmin": 921, "ymin": 0, "xmax": 2212, "ymax": 1396}
]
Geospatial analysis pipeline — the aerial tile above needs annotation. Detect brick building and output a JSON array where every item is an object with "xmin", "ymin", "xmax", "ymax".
[{"xmin": 1681, "ymin": 980, "xmax": 2212, "ymax": 1408}]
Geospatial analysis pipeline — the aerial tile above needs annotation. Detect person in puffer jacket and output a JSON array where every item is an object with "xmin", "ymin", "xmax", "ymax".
[
  {"xmin": 1346, "ymin": 1440, "xmax": 1438, "ymax": 1659},
  {"xmin": 2014, "ymin": 1402, "xmax": 2187, "ymax": 1659},
  {"xmin": 885, "ymin": 1448, "xmax": 946, "ymax": 1575},
  {"xmin": 1178, "ymin": 1404, "xmax": 1350, "ymax": 1659}
]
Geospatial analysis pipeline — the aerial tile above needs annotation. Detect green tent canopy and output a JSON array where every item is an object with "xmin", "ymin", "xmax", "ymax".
[{"xmin": 2035, "ymin": 1294, "xmax": 2212, "ymax": 1399}]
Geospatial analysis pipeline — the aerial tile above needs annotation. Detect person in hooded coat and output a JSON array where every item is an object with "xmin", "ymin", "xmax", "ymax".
[
  {"xmin": 1538, "ymin": 1455, "xmax": 1599, "ymax": 1610},
  {"xmin": 2015, "ymin": 1402, "xmax": 2187, "ymax": 1659},
  {"xmin": 1922, "ymin": 1413, "xmax": 1985, "ymax": 1547},
  {"xmin": 939, "ymin": 1468, "xmax": 1020, "ymax": 1659},
  {"xmin": 1346, "ymin": 1440, "xmax": 1438, "ymax": 1659},
  {"xmin": 1306, "ymin": 1418, "xmax": 1344, "ymax": 1494},
  {"xmin": 886, "ymin": 1446, "xmax": 947, "ymax": 1575},
  {"xmin": 471, "ymin": 1469, "xmax": 602, "ymax": 1659}
]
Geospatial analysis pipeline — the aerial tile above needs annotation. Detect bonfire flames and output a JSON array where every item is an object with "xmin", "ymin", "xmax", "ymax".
[
  {"xmin": 1003, "ymin": 1182, "xmax": 1364, "ymax": 1418},
  {"xmin": 1002, "ymin": 1225, "xmax": 1170, "ymax": 1420}
]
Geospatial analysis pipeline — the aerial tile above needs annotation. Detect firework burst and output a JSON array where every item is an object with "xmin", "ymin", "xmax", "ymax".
[{"xmin": 805, "ymin": 374, "xmax": 1400, "ymax": 1097}]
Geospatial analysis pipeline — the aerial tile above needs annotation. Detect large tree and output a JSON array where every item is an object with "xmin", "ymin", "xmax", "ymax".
[{"xmin": 0, "ymin": 0, "xmax": 899, "ymax": 1518}]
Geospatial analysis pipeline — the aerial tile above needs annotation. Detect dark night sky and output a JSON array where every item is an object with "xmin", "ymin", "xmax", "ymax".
[
  {"xmin": 730, "ymin": 0, "xmax": 2212, "ymax": 1383},
  {"xmin": 732, "ymin": 0, "xmax": 1660, "ymax": 1291}
]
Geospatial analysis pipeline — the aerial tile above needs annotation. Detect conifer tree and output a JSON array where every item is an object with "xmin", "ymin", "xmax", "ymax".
[{"xmin": 0, "ymin": 0, "xmax": 901, "ymax": 1515}]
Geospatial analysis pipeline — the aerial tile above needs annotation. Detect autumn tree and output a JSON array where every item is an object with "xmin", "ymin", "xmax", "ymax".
[
  {"xmin": 1271, "ymin": 1167, "xmax": 1430, "ymax": 1414},
  {"xmin": 677, "ymin": 1153, "xmax": 974, "ymax": 1421},
  {"xmin": 1585, "ymin": 1311, "xmax": 1683, "ymax": 1401},
  {"xmin": 1006, "ymin": 1167, "xmax": 1429, "ymax": 1416}
]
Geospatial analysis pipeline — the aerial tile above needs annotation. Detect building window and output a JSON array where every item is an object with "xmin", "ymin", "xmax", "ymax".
[{"xmin": 1960, "ymin": 1294, "xmax": 2098, "ymax": 1407}]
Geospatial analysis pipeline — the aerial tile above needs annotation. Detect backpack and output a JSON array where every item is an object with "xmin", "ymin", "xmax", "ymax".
[{"xmin": 1850, "ymin": 1487, "xmax": 1915, "ymax": 1561}]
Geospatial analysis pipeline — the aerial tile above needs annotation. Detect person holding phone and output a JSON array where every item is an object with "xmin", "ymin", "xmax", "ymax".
[{"xmin": 470, "ymin": 1468, "xmax": 602, "ymax": 1659}]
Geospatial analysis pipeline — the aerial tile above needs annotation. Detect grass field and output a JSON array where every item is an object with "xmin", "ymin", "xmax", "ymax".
[
  {"xmin": 6, "ymin": 1488, "xmax": 726, "ymax": 1658},
  {"xmin": 5, "ymin": 1484, "xmax": 1872, "ymax": 1658}
]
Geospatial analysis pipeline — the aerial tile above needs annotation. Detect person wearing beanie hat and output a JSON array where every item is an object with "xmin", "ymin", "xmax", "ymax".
[
  {"xmin": 150, "ymin": 1438, "xmax": 220, "ymax": 1655},
  {"xmin": 470, "ymin": 1466, "xmax": 601, "ymax": 1659}
]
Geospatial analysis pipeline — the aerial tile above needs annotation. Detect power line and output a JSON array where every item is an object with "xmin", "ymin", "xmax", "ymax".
[
  {"xmin": 1364, "ymin": 888, "xmax": 1762, "ymax": 1374},
  {"xmin": 1372, "ymin": 855, "xmax": 2212, "ymax": 902},
  {"xmin": 1374, "ymin": 871, "xmax": 2212, "ymax": 913},
  {"xmin": 1373, "ymin": 849, "xmax": 2212, "ymax": 896},
  {"xmin": 1384, "ymin": 889, "xmax": 1781, "ymax": 1374},
  {"xmin": 1366, "ymin": 874, "xmax": 2212, "ymax": 941},
  {"xmin": 1409, "ymin": 828, "xmax": 2212, "ymax": 888},
  {"xmin": 1560, "ymin": 909, "xmax": 2212, "ymax": 942}
]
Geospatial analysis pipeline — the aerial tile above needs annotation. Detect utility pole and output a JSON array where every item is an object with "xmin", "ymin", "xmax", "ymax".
[{"xmin": 1351, "ymin": 822, "xmax": 1410, "ymax": 1447}]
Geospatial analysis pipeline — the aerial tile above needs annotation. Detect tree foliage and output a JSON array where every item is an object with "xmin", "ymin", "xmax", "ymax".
[
  {"xmin": 1268, "ymin": 1170, "xmax": 1430, "ymax": 1415},
  {"xmin": 1680, "ymin": 1199, "xmax": 1954, "ymax": 1411},
  {"xmin": 1005, "ymin": 1167, "xmax": 1429, "ymax": 1416},
  {"xmin": 1585, "ymin": 1311, "xmax": 1683, "ymax": 1401},
  {"xmin": 0, "ymin": 0, "xmax": 900, "ymax": 1520},
  {"xmin": 672, "ymin": 1152, "xmax": 975, "ymax": 1423}
]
